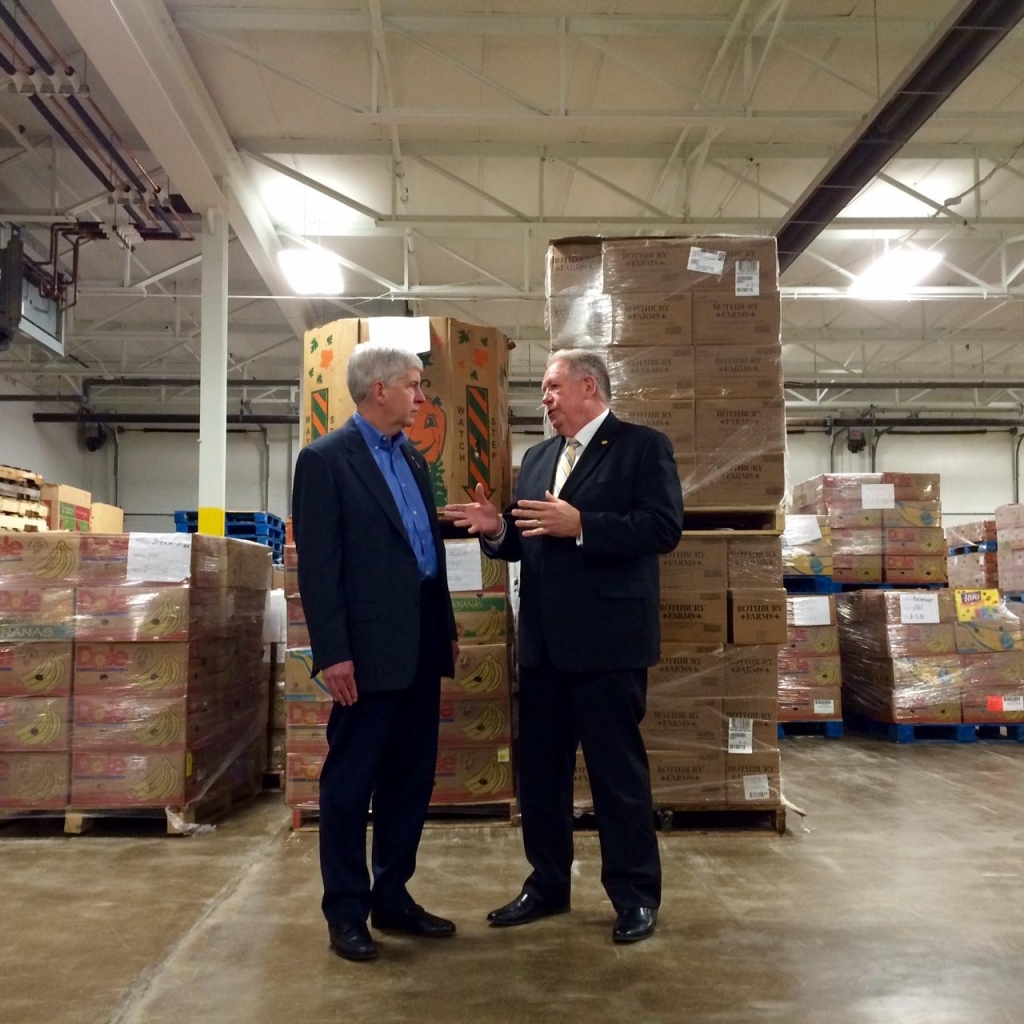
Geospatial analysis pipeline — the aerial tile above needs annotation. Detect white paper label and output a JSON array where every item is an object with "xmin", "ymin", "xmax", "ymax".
[
  {"xmin": 366, "ymin": 316, "xmax": 432, "ymax": 355},
  {"xmin": 1003, "ymin": 696, "xmax": 1024, "ymax": 712},
  {"xmin": 687, "ymin": 246, "xmax": 727, "ymax": 276},
  {"xmin": 782, "ymin": 515, "xmax": 823, "ymax": 546},
  {"xmin": 444, "ymin": 539, "xmax": 484, "ymax": 593},
  {"xmin": 899, "ymin": 592, "xmax": 940, "ymax": 625},
  {"xmin": 126, "ymin": 533, "xmax": 193, "ymax": 583},
  {"xmin": 861, "ymin": 483, "xmax": 896, "ymax": 509},
  {"xmin": 735, "ymin": 259, "xmax": 760, "ymax": 296},
  {"xmin": 743, "ymin": 774, "xmax": 771, "ymax": 802},
  {"xmin": 728, "ymin": 717, "xmax": 754, "ymax": 755},
  {"xmin": 792, "ymin": 596, "xmax": 832, "ymax": 627},
  {"xmin": 813, "ymin": 699, "xmax": 836, "ymax": 716}
]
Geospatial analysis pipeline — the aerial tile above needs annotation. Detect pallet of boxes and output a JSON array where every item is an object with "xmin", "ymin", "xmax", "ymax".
[
  {"xmin": 0, "ymin": 531, "xmax": 272, "ymax": 831},
  {"xmin": 285, "ymin": 315, "xmax": 514, "ymax": 827},
  {"xmin": 946, "ymin": 520, "xmax": 997, "ymax": 589},
  {"xmin": 548, "ymin": 235, "xmax": 786, "ymax": 829},
  {"xmin": 0, "ymin": 465, "xmax": 48, "ymax": 533}
]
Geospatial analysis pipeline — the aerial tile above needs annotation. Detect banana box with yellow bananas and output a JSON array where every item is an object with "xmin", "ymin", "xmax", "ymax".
[
  {"xmin": 785, "ymin": 626, "xmax": 840, "ymax": 657},
  {"xmin": 441, "ymin": 644, "xmax": 510, "ymax": 700},
  {"xmin": 0, "ymin": 533, "xmax": 81, "ymax": 583},
  {"xmin": 75, "ymin": 586, "xmax": 205, "ymax": 643},
  {"xmin": 0, "ymin": 751, "xmax": 69, "ymax": 809},
  {"xmin": 880, "ymin": 624, "xmax": 956, "ymax": 657},
  {"xmin": 777, "ymin": 652, "xmax": 842, "ymax": 687},
  {"xmin": 959, "ymin": 651, "xmax": 1024, "ymax": 689},
  {"xmin": 437, "ymin": 697, "xmax": 511, "ymax": 745},
  {"xmin": 432, "ymin": 744, "xmax": 513, "ymax": 804},
  {"xmin": 283, "ymin": 647, "xmax": 330, "ymax": 701},
  {"xmin": 452, "ymin": 594, "xmax": 508, "ymax": 646},
  {"xmin": 962, "ymin": 683, "xmax": 1024, "ymax": 724},
  {"xmin": 284, "ymin": 751, "xmax": 324, "ymax": 807},
  {"xmin": 286, "ymin": 596, "xmax": 310, "ymax": 648},
  {"xmin": 285, "ymin": 700, "xmax": 330, "ymax": 753},
  {"xmin": 778, "ymin": 684, "xmax": 842, "ymax": 722},
  {"xmin": 0, "ymin": 642, "xmax": 73, "ymax": 697},
  {"xmin": 70, "ymin": 750, "xmax": 195, "ymax": 807},
  {"xmin": 443, "ymin": 538, "xmax": 507, "ymax": 594},
  {"xmin": 0, "ymin": 696, "xmax": 70, "ymax": 751},
  {"xmin": 72, "ymin": 642, "xmax": 191, "ymax": 696},
  {"xmin": 0, "ymin": 585, "xmax": 75, "ymax": 642},
  {"xmin": 954, "ymin": 622, "xmax": 1024, "ymax": 655},
  {"xmin": 72, "ymin": 696, "xmax": 188, "ymax": 752}
]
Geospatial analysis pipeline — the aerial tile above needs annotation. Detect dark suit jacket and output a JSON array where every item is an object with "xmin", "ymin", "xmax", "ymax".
[
  {"xmin": 291, "ymin": 416, "xmax": 457, "ymax": 691},
  {"xmin": 490, "ymin": 411, "xmax": 683, "ymax": 672}
]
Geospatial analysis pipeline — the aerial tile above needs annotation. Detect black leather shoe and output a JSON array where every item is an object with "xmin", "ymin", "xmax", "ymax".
[
  {"xmin": 370, "ymin": 903, "xmax": 456, "ymax": 938},
  {"xmin": 329, "ymin": 921, "xmax": 378, "ymax": 961},
  {"xmin": 487, "ymin": 892, "xmax": 570, "ymax": 927},
  {"xmin": 612, "ymin": 907, "xmax": 658, "ymax": 943}
]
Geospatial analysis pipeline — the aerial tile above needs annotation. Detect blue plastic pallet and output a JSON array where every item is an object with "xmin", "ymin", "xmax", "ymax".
[
  {"xmin": 783, "ymin": 575, "xmax": 843, "ymax": 594},
  {"xmin": 973, "ymin": 723, "xmax": 1024, "ymax": 743},
  {"xmin": 778, "ymin": 720, "xmax": 844, "ymax": 739},
  {"xmin": 948, "ymin": 541, "xmax": 997, "ymax": 555},
  {"xmin": 847, "ymin": 713, "xmax": 975, "ymax": 743},
  {"xmin": 224, "ymin": 521, "xmax": 284, "ymax": 540},
  {"xmin": 174, "ymin": 509, "xmax": 284, "ymax": 529},
  {"xmin": 842, "ymin": 582, "xmax": 945, "ymax": 591}
]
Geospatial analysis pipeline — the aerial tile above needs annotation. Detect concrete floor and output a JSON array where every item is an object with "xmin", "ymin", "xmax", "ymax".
[{"xmin": 3, "ymin": 737, "xmax": 1024, "ymax": 1024}]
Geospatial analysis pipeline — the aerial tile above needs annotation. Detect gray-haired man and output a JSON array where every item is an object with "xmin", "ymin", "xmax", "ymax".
[{"xmin": 292, "ymin": 344, "xmax": 460, "ymax": 962}]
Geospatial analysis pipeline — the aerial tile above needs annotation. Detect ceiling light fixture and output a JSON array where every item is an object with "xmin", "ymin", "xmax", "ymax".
[
  {"xmin": 848, "ymin": 246, "xmax": 944, "ymax": 300},
  {"xmin": 276, "ymin": 247, "xmax": 344, "ymax": 295}
]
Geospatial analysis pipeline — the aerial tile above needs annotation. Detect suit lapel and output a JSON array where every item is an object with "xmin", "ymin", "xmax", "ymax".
[
  {"xmin": 558, "ymin": 412, "xmax": 622, "ymax": 502},
  {"xmin": 343, "ymin": 422, "xmax": 408, "ymax": 541},
  {"xmin": 528, "ymin": 437, "xmax": 562, "ymax": 500}
]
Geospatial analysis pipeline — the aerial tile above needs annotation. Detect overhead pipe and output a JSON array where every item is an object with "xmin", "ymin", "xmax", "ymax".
[
  {"xmin": 32, "ymin": 412, "xmax": 299, "ymax": 425},
  {"xmin": 786, "ymin": 380, "xmax": 1024, "ymax": 390}
]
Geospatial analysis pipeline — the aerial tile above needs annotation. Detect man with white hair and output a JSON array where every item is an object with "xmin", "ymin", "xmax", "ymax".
[{"xmin": 292, "ymin": 344, "xmax": 459, "ymax": 963}]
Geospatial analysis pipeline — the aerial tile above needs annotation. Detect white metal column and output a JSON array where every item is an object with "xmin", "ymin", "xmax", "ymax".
[{"xmin": 198, "ymin": 207, "xmax": 229, "ymax": 536}]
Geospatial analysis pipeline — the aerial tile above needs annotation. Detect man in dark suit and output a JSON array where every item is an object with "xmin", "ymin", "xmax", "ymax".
[
  {"xmin": 445, "ymin": 349, "xmax": 683, "ymax": 944},
  {"xmin": 292, "ymin": 344, "xmax": 459, "ymax": 963}
]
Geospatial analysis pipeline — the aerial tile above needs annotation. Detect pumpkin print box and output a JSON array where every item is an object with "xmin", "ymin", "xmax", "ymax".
[{"xmin": 301, "ymin": 317, "xmax": 511, "ymax": 508}]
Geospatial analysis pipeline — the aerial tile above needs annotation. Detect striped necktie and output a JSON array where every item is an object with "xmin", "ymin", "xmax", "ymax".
[{"xmin": 553, "ymin": 438, "xmax": 581, "ymax": 497}]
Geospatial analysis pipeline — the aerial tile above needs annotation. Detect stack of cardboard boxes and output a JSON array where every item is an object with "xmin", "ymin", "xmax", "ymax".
[
  {"xmin": 0, "ymin": 531, "xmax": 271, "ymax": 812},
  {"xmin": 546, "ymin": 235, "xmax": 785, "ymax": 508},
  {"xmin": 995, "ymin": 505, "xmax": 1024, "ymax": 593},
  {"xmin": 946, "ymin": 520, "xmax": 998, "ymax": 588},
  {"xmin": 780, "ymin": 595, "xmax": 843, "ymax": 723},
  {"xmin": 781, "ymin": 515, "xmax": 833, "ymax": 578},
  {"xmin": 791, "ymin": 474, "xmax": 945, "ymax": 585},
  {"xmin": 837, "ymin": 588, "xmax": 1024, "ymax": 725}
]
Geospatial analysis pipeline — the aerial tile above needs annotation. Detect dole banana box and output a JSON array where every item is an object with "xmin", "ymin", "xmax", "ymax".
[
  {"xmin": 0, "ymin": 585, "xmax": 75, "ymax": 642},
  {"xmin": 728, "ymin": 589, "xmax": 788, "ymax": 645},
  {"xmin": 884, "ymin": 557, "xmax": 947, "ymax": 584},
  {"xmin": 438, "ymin": 697, "xmax": 511, "ymax": 745},
  {"xmin": 833, "ymin": 555, "xmax": 883, "ymax": 584},
  {"xmin": 433, "ymin": 743, "xmax": 514, "ymax": 804},
  {"xmin": 286, "ymin": 701, "xmax": 329, "ymax": 754},
  {"xmin": 723, "ymin": 645, "xmax": 779, "ymax": 699},
  {"xmin": 443, "ymin": 538, "xmax": 508, "ymax": 594},
  {"xmin": 284, "ymin": 751, "xmax": 324, "ymax": 807},
  {"xmin": 283, "ymin": 647, "xmax": 330, "ymax": 701},
  {"xmin": 659, "ymin": 592, "xmax": 728, "ymax": 644},
  {"xmin": 0, "ymin": 642, "xmax": 73, "ymax": 697},
  {"xmin": 640, "ymin": 697, "xmax": 723, "ymax": 751},
  {"xmin": 649, "ymin": 645, "xmax": 725, "ymax": 699},
  {"xmin": 0, "ymin": 696, "xmax": 70, "ymax": 751},
  {"xmin": 885, "ymin": 694, "xmax": 961, "ymax": 724},
  {"xmin": 786, "ymin": 626, "xmax": 840, "ymax": 657},
  {"xmin": 0, "ymin": 751, "xmax": 69, "ymax": 809},
  {"xmin": 778, "ymin": 685, "xmax": 842, "ymax": 722},
  {"xmin": 72, "ymin": 696, "xmax": 188, "ymax": 753},
  {"xmin": 959, "ymin": 651, "xmax": 1024, "ymax": 690},
  {"xmin": 73, "ymin": 642, "xmax": 191, "ymax": 696},
  {"xmin": 648, "ymin": 750, "xmax": 727, "ymax": 807},
  {"xmin": 660, "ymin": 537, "xmax": 727, "ymax": 591},
  {"xmin": 962, "ymin": 685, "xmax": 1024, "ymax": 724},
  {"xmin": 883, "ymin": 527, "xmax": 946, "ymax": 556},
  {"xmin": 725, "ymin": 752, "xmax": 781, "ymax": 808},
  {"xmin": 74, "ymin": 587, "xmax": 195, "ymax": 643},
  {"xmin": 442, "ymin": 644, "xmax": 510, "ymax": 700},
  {"xmin": 883, "ymin": 502, "xmax": 942, "ymax": 528},
  {"xmin": 722, "ymin": 698, "xmax": 778, "ymax": 754},
  {"xmin": 727, "ymin": 537, "xmax": 783, "ymax": 589},
  {"xmin": 776, "ymin": 653, "xmax": 842, "ymax": 687},
  {"xmin": 0, "ymin": 532, "xmax": 81, "ymax": 584},
  {"xmin": 882, "ymin": 624, "xmax": 956, "ymax": 657},
  {"xmin": 70, "ymin": 750, "xmax": 197, "ymax": 807},
  {"xmin": 954, "ymin": 622, "xmax": 1024, "ymax": 655},
  {"xmin": 452, "ymin": 595, "xmax": 508, "ymax": 646}
]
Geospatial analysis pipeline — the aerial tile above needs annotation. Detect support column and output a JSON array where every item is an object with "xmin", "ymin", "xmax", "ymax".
[{"xmin": 198, "ymin": 207, "xmax": 229, "ymax": 536}]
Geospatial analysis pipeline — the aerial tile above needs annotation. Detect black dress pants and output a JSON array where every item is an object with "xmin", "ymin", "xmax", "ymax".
[
  {"xmin": 319, "ymin": 582, "xmax": 444, "ymax": 927},
  {"xmin": 517, "ymin": 655, "xmax": 661, "ymax": 913}
]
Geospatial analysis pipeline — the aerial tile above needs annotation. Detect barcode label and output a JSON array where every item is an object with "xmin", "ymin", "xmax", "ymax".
[
  {"xmin": 813, "ymin": 699, "xmax": 835, "ymax": 715},
  {"xmin": 1004, "ymin": 696, "xmax": 1024, "ymax": 712},
  {"xmin": 688, "ymin": 246, "xmax": 727, "ymax": 276},
  {"xmin": 728, "ymin": 717, "xmax": 754, "ymax": 754},
  {"xmin": 735, "ymin": 259, "xmax": 760, "ymax": 296},
  {"xmin": 743, "ymin": 774, "xmax": 771, "ymax": 802}
]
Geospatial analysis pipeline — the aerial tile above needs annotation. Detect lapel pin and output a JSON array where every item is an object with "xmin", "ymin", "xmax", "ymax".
[{"xmin": 601, "ymin": 439, "xmax": 609, "ymax": 445}]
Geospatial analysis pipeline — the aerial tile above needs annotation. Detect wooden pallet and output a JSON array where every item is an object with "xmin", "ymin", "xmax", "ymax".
[
  {"xmin": 0, "ymin": 496, "xmax": 48, "ymax": 518},
  {"xmin": 290, "ymin": 799, "xmax": 520, "ymax": 832},
  {"xmin": 0, "ymin": 464, "xmax": 43, "ymax": 488},
  {"xmin": 573, "ymin": 804, "xmax": 786, "ymax": 836},
  {"xmin": 0, "ymin": 513, "xmax": 49, "ymax": 532},
  {"xmin": 682, "ymin": 506, "xmax": 785, "ymax": 535}
]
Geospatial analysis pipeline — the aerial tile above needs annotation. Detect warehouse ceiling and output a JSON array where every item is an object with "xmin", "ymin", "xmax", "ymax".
[{"xmin": 2, "ymin": 1, "xmax": 1024, "ymax": 420}]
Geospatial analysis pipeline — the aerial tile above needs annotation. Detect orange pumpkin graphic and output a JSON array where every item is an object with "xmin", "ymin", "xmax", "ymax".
[{"xmin": 408, "ymin": 395, "xmax": 446, "ymax": 464}]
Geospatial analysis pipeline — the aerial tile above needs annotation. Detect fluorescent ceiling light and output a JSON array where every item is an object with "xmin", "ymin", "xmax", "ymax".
[
  {"xmin": 848, "ymin": 247, "xmax": 943, "ymax": 299},
  {"xmin": 277, "ymin": 247, "xmax": 344, "ymax": 295}
]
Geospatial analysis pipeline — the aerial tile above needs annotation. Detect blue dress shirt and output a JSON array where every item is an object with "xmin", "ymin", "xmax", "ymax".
[{"xmin": 353, "ymin": 412, "xmax": 438, "ymax": 580}]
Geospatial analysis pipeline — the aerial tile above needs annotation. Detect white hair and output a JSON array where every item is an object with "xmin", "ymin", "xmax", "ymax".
[
  {"xmin": 548, "ymin": 348, "xmax": 612, "ymax": 402},
  {"xmin": 347, "ymin": 345, "xmax": 424, "ymax": 403}
]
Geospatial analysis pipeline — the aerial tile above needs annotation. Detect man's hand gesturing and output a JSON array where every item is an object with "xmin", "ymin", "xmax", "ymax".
[{"xmin": 443, "ymin": 483, "xmax": 504, "ymax": 538}]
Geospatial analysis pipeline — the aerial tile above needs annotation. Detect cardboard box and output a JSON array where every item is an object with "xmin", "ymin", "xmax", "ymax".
[
  {"xmin": 612, "ymin": 400, "xmax": 696, "ymax": 452},
  {"xmin": 0, "ymin": 642, "xmax": 73, "ymax": 697},
  {"xmin": 728, "ymin": 589, "xmax": 787, "ymax": 645},
  {"xmin": 649, "ymin": 644, "xmax": 725, "ymax": 698},
  {"xmin": 659, "ymin": 591, "xmax": 728, "ymax": 644},
  {"xmin": 725, "ymin": 752, "xmax": 782, "ymax": 808},
  {"xmin": 787, "ymin": 594, "xmax": 838, "ymax": 626},
  {"xmin": 648, "ymin": 750, "xmax": 726, "ymax": 806},
  {"xmin": 285, "ymin": 723, "xmax": 328, "ymax": 755},
  {"xmin": 883, "ymin": 502, "xmax": 942, "ymax": 528},
  {"xmin": 0, "ymin": 751, "xmax": 69, "ymax": 809},
  {"xmin": 833, "ymin": 555, "xmax": 883, "ymax": 583},
  {"xmin": 962, "ymin": 687, "xmax": 1024, "ymax": 724},
  {"xmin": 884, "ymin": 528, "xmax": 946, "ymax": 556},
  {"xmin": 793, "ymin": 473, "xmax": 940, "ymax": 508},
  {"xmin": 74, "ymin": 586, "xmax": 215, "ymax": 643},
  {"xmin": 777, "ymin": 685, "xmax": 842, "ymax": 722},
  {"xmin": 693, "ymin": 345, "xmax": 783, "ymax": 398},
  {"xmin": 286, "ymin": 595, "xmax": 310, "ymax": 648},
  {"xmin": 884, "ymin": 556, "xmax": 947, "ymax": 584},
  {"xmin": 0, "ymin": 696, "xmax": 70, "ymax": 751},
  {"xmin": 660, "ymin": 537, "xmax": 728, "ymax": 591},
  {"xmin": 0, "ymin": 585, "xmax": 76, "ymax": 642},
  {"xmin": 947, "ymin": 552, "xmax": 999, "ymax": 589},
  {"xmin": 90, "ymin": 504, "xmax": 124, "ymax": 533},
  {"xmin": 546, "ymin": 239, "xmax": 603, "ymax": 296},
  {"xmin": 452, "ymin": 594, "xmax": 508, "ymax": 646},
  {"xmin": 442, "ymin": 644, "xmax": 510, "ymax": 699},
  {"xmin": 882, "ymin": 624, "xmax": 956, "ymax": 658},
  {"xmin": 959, "ymin": 651, "xmax": 1024, "ymax": 689},
  {"xmin": 689, "ymin": 451, "xmax": 786, "ymax": 507},
  {"xmin": 777, "ymin": 652, "xmax": 842, "ymax": 686},
  {"xmin": 601, "ymin": 236, "xmax": 778, "ymax": 296},
  {"xmin": 606, "ymin": 348, "xmax": 695, "ymax": 400},
  {"xmin": 610, "ymin": 295, "xmax": 692, "ymax": 346},
  {"xmin": 284, "ymin": 751, "xmax": 324, "ymax": 807},
  {"xmin": 546, "ymin": 294, "xmax": 610, "ymax": 346},
  {"xmin": 954, "ymin": 622, "xmax": 1024, "ymax": 655},
  {"xmin": 722, "ymin": 697, "xmax": 778, "ymax": 753},
  {"xmin": 947, "ymin": 520, "xmax": 996, "ymax": 546},
  {"xmin": 72, "ymin": 696, "xmax": 188, "ymax": 753},
  {"xmin": 695, "ymin": 398, "xmax": 785, "ymax": 453},
  {"xmin": 70, "ymin": 750, "xmax": 199, "ymax": 807},
  {"xmin": 786, "ymin": 625, "xmax": 840, "ymax": 656},
  {"xmin": 641, "ymin": 697, "xmax": 723, "ymax": 751},
  {"xmin": 0, "ymin": 532, "xmax": 81, "ymax": 584},
  {"xmin": 723, "ymin": 645, "xmax": 779, "ymax": 698},
  {"xmin": 302, "ymin": 317, "xmax": 511, "ymax": 509},
  {"xmin": 438, "ymin": 697, "xmax": 511, "ymax": 745},
  {"xmin": 271, "ymin": 679, "xmax": 287, "ymax": 730},
  {"xmin": 41, "ymin": 483, "xmax": 91, "ymax": 532},
  {"xmin": 443, "ymin": 539, "xmax": 507, "ymax": 595},
  {"xmin": 691, "ymin": 294, "xmax": 782, "ymax": 345},
  {"xmin": 283, "ymin": 647, "xmax": 330, "ymax": 701},
  {"xmin": 831, "ymin": 529, "xmax": 882, "ymax": 556},
  {"xmin": 727, "ymin": 537, "xmax": 782, "ymax": 588},
  {"xmin": 846, "ymin": 588, "xmax": 955, "ymax": 624},
  {"xmin": 827, "ymin": 509, "xmax": 882, "ymax": 529},
  {"xmin": 73, "ymin": 642, "xmax": 191, "ymax": 696},
  {"xmin": 433, "ymin": 744, "xmax": 513, "ymax": 803}
]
